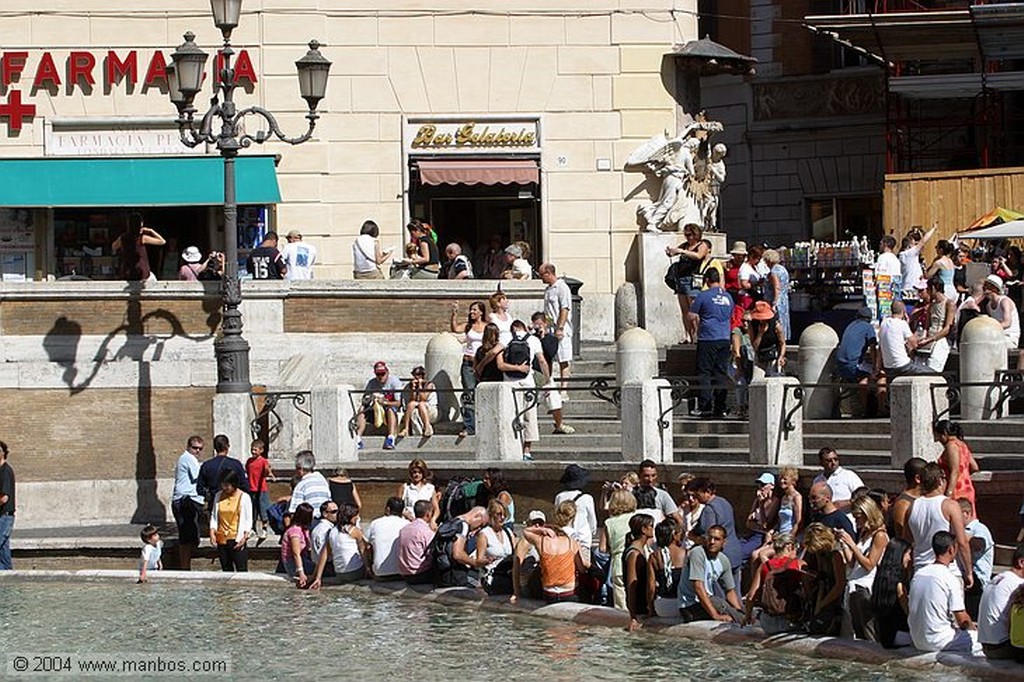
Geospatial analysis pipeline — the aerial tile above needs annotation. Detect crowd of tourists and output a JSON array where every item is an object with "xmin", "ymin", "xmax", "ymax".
[
  {"xmin": 662, "ymin": 225, "xmax": 1023, "ymax": 419},
  {"xmin": 353, "ymin": 267, "xmax": 575, "ymax": 459},
  {"xmin": 163, "ymin": 438, "xmax": 1024, "ymax": 663}
]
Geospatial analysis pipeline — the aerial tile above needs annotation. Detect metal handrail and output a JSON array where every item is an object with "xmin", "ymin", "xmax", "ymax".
[
  {"xmin": 250, "ymin": 390, "xmax": 311, "ymax": 444},
  {"xmin": 781, "ymin": 383, "xmax": 805, "ymax": 434},
  {"xmin": 510, "ymin": 386, "xmax": 540, "ymax": 440},
  {"xmin": 929, "ymin": 374, "xmax": 1024, "ymax": 422}
]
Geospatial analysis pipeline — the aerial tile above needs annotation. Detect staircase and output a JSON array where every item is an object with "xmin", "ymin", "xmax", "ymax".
[{"xmin": 356, "ymin": 342, "xmax": 1024, "ymax": 466}]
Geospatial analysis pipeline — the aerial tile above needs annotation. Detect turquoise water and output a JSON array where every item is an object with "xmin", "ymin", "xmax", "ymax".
[{"xmin": 0, "ymin": 582, "xmax": 958, "ymax": 681}]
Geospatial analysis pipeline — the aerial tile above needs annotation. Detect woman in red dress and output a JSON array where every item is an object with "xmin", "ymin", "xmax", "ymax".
[{"xmin": 934, "ymin": 419, "xmax": 979, "ymax": 512}]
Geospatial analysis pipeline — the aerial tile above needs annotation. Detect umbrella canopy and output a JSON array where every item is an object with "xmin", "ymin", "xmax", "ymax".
[
  {"xmin": 966, "ymin": 206, "xmax": 1024, "ymax": 230},
  {"xmin": 959, "ymin": 219, "xmax": 1024, "ymax": 240}
]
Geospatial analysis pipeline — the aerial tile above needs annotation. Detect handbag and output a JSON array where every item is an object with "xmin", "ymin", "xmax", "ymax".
[{"xmin": 664, "ymin": 259, "xmax": 684, "ymax": 291}]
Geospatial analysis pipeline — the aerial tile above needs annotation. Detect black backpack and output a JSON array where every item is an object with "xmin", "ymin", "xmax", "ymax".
[
  {"xmin": 502, "ymin": 335, "xmax": 531, "ymax": 379},
  {"xmin": 437, "ymin": 477, "xmax": 486, "ymax": 524},
  {"xmin": 428, "ymin": 518, "xmax": 472, "ymax": 587}
]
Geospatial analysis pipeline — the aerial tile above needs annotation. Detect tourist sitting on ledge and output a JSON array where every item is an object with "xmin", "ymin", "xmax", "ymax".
[
  {"xmin": 677, "ymin": 524, "xmax": 744, "ymax": 624},
  {"xmin": 978, "ymin": 542, "xmax": 1024, "ymax": 662},
  {"xmin": 398, "ymin": 500, "xmax": 437, "ymax": 585},
  {"xmin": 908, "ymin": 530, "xmax": 978, "ymax": 653},
  {"xmin": 310, "ymin": 503, "xmax": 368, "ymax": 588},
  {"xmin": 512, "ymin": 522, "xmax": 589, "ymax": 605},
  {"xmin": 354, "ymin": 361, "xmax": 403, "ymax": 451}
]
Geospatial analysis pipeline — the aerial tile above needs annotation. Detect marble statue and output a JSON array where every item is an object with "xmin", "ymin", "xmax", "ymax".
[{"xmin": 626, "ymin": 116, "xmax": 726, "ymax": 232}]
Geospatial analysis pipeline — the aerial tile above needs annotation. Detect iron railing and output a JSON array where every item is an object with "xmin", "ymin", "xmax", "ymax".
[{"xmin": 250, "ymin": 390, "xmax": 311, "ymax": 450}]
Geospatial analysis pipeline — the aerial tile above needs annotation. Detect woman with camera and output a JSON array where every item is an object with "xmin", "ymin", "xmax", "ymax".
[{"xmin": 398, "ymin": 365, "xmax": 436, "ymax": 438}]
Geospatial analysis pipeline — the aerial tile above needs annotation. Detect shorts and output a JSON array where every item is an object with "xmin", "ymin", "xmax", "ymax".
[
  {"xmin": 543, "ymin": 378, "xmax": 562, "ymax": 412},
  {"xmin": 172, "ymin": 497, "xmax": 202, "ymax": 546},
  {"xmin": 836, "ymin": 365, "xmax": 871, "ymax": 382},
  {"xmin": 556, "ymin": 333, "xmax": 573, "ymax": 364}
]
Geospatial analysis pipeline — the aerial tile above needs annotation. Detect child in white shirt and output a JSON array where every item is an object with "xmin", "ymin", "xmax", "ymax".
[{"xmin": 138, "ymin": 525, "xmax": 163, "ymax": 583}]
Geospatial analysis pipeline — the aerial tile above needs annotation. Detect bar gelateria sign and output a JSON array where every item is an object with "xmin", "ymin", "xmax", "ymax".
[{"xmin": 406, "ymin": 120, "xmax": 540, "ymax": 154}]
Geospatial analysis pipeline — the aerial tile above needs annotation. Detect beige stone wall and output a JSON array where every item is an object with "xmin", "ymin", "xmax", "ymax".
[{"xmin": 0, "ymin": 1, "xmax": 696, "ymax": 299}]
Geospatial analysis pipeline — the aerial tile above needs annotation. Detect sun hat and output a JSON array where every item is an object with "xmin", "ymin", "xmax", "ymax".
[
  {"xmin": 504, "ymin": 244, "xmax": 523, "ymax": 258},
  {"xmin": 527, "ymin": 510, "xmax": 547, "ymax": 523},
  {"xmin": 559, "ymin": 464, "xmax": 591, "ymax": 490},
  {"xmin": 751, "ymin": 300, "xmax": 775, "ymax": 321},
  {"xmin": 182, "ymin": 246, "xmax": 202, "ymax": 263},
  {"xmin": 286, "ymin": 230, "xmax": 302, "ymax": 240},
  {"xmin": 756, "ymin": 472, "xmax": 775, "ymax": 486},
  {"xmin": 729, "ymin": 240, "xmax": 748, "ymax": 256},
  {"xmin": 984, "ymin": 274, "xmax": 1005, "ymax": 294}
]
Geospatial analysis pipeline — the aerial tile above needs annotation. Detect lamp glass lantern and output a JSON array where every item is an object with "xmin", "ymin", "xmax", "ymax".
[
  {"xmin": 170, "ymin": 32, "xmax": 209, "ymax": 101},
  {"xmin": 295, "ymin": 41, "xmax": 332, "ymax": 111},
  {"xmin": 210, "ymin": 0, "xmax": 243, "ymax": 32},
  {"xmin": 166, "ymin": 64, "xmax": 187, "ymax": 110}
]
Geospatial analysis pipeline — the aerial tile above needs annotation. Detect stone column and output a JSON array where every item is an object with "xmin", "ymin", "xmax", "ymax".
[
  {"xmin": 213, "ymin": 392, "xmax": 256, "ymax": 460},
  {"xmin": 425, "ymin": 332, "xmax": 464, "ymax": 423},
  {"xmin": 474, "ymin": 382, "xmax": 521, "ymax": 461},
  {"xmin": 890, "ymin": 376, "xmax": 946, "ymax": 467},
  {"xmin": 749, "ymin": 376, "xmax": 803, "ymax": 466},
  {"xmin": 798, "ymin": 323, "xmax": 839, "ymax": 419},
  {"xmin": 621, "ymin": 378, "xmax": 672, "ymax": 463},
  {"xmin": 960, "ymin": 316, "xmax": 1009, "ymax": 420},
  {"xmin": 616, "ymin": 327, "xmax": 659, "ymax": 386},
  {"xmin": 310, "ymin": 385, "xmax": 357, "ymax": 465},
  {"xmin": 635, "ymin": 231, "xmax": 685, "ymax": 346}
]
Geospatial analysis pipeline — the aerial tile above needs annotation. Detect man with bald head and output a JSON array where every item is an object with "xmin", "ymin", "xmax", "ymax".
[{"xmin": 808, "ymin": 481, "xmax": 855, "ymax": 536}]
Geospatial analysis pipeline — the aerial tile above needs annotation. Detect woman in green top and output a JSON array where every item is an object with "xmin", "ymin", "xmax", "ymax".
[{"xmin": 598, "ymin": 488, "xmax": 638, "ymax": 611}]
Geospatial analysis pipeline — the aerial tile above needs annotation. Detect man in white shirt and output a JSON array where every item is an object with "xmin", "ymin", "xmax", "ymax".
[
  {"xmin": 978, "ymin": 543, "xmax": 1024, "ymax": 661},
  {"xmin": 879, "ymin": 301, "xmax": 932, "ymax": 378},
  {"xmin": 875, "ymin": 234, "xmax": 901, "ymax": 279},
  {"xmin": 310, "ymin": 501, "xmax": 339, "ymax": 575},
  {"xmin": 539, "ymin": 262, "xmax": 573, "ymax": 392},
  {"xmin": 909, "ymin": 530, "xmax": 977, "ymax": 653},
  {"xmin": 811, "ymin": 447, "xmax": 863, "ymax": 512},
  {"xmin": 288, "ymin": 451, "xmax": 331, "ymax": 518},
  {"xmin": 281, "ymin": 230, "xmax": 317, "ymax": 280},
  {"xmin": 365, "ymin": 497, "xmax": 409, "ymax": 580}
]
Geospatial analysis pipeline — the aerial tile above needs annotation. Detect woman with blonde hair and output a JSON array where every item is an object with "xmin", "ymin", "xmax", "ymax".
[
  {"xmin": 664, "ymin": 223, "xmax": 711, "ymax": 343},
  {"xmin": 802, "ymin": 522, "xmax": 847, "ymax": 636},
  {"xmin": 598, "ymin": 488, "xmax": 638, "ymax": 610},
  {"xmin": 763, "ymin": 248, "xmax": 791, "ymax": 341},
  {"xmin": 838, "ymin": 495, "xmax": 889, "ymax": 640},
  {"xmin": 476, "ymin": 499, "xmax": 515, "ymax": 595}
]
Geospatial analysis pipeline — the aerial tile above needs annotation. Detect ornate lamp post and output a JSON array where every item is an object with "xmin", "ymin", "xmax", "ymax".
[{"xmin": 168, "ymin": 0, "xmax": 331, "ymax": 394}]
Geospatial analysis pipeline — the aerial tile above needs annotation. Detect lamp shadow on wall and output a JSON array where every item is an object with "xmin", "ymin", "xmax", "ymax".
[{"xmin": 42, "ymin": 285, "xmax": 221, "ymax": 525}]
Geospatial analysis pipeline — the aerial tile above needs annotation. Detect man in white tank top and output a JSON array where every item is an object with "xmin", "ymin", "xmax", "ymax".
[{"xmin": 902, "ymin": 463, "xmax": 974, "ymax": 590}]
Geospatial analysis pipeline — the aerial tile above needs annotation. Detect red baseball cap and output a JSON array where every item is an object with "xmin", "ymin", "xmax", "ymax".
[{"xmin": 373, "ymin": 361, "xmax": 388, "ymax": 373}]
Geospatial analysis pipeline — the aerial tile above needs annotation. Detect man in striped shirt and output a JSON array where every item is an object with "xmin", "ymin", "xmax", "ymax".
[{"xmin": 288, "ymin": 451, "xmax": 331, "ymax": 518}]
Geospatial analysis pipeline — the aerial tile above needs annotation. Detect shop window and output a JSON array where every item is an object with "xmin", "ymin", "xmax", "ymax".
[{"xmin": 807, "ymin": 195, "xmax": 882, "ymax": 242}]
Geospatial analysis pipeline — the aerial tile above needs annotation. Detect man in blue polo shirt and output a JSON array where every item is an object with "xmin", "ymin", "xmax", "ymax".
[
  {"xmin": 836, "ymin": 306, "xmax": 880, "ymax": 416},
  {"xmin": 690, "ymin": 268, "xmax": 734, "ymax": 418}
]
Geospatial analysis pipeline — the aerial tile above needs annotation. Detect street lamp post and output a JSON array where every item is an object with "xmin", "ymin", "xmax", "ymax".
[{"xmin": 168, "ymin": 0, "xmax": 330, "ymax": 394}]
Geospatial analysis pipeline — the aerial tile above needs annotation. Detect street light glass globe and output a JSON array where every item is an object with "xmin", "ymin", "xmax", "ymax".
[
  {"xmin": 170, "ymin": 32, "xmax": 209, "ymax": 100},
  {"xmin": 295, "ymin": 40, "xmax": 332, "ymax": 111},
  {"xmin": 210, "ymin": 0, "xmax": 242, "ymax": 31}
]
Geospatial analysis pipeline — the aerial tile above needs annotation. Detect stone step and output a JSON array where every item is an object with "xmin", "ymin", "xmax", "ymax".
[{"xmin": 673, "ymin": 433, "xmax": 751, "ymax": 449}]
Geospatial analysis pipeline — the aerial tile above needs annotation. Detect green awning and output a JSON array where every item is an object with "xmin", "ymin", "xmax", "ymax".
[{"xmin": 0, "ymin": 155, "xmax": 281, "ymax": 207}]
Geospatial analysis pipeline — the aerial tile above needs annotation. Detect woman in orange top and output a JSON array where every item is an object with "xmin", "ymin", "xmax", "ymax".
[
  {"xmin": 934, "ymin": 419, "xmax": 979, "ymax": 512},
  {"xmin": 520, "ymin": 524, "xmax": 589, "ymax": 603},
  {"xmin": 209, "ymin": 469, "xmax": 253, "ymax": 572}
]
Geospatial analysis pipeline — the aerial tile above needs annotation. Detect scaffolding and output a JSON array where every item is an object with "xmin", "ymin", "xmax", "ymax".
[{"xmin": 806, "ymin": 1, "xmax": 1024, "ymax": 173}]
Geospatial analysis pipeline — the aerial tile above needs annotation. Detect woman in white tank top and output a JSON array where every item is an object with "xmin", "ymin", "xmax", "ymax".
[
  {"xmin": 488, "ymin": 292, "xmax": 513, "ymax": 346},
  {"xmin": 450, "ymin": 301, "xmax": 488, "ymax": 437},
  {"xmin": 398, "ymin": 458, "xmax": 438, "ymax": 521},
  {"xmin": 309, "ymin": 503, "xmax": 366, "ymax": 587}
]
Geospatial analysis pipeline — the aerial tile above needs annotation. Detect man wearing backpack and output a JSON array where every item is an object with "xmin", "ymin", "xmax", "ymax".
[
  {"xmin": 497, "ymin": 320, "xmax": 544, "ymax": 461},
  {"xmin": 430, "ymin": 506, "xmax": 490, "ymax": 588}
]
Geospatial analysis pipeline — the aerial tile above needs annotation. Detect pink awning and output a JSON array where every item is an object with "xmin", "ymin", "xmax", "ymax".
[{"xmin": 417, "ymin": 159, "xmax": 539, "ymax": 186}]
